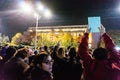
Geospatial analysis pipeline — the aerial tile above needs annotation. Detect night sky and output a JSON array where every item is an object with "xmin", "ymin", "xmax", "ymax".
[{"xmin": 0, "ymin": 0, "xmax": 120, "ymax": 38}]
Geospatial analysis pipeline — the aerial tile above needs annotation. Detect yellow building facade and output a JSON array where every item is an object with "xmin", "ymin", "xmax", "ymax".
[{"xmin": 27, "ymin": 25, "xmax": 88, "ymax": 37}]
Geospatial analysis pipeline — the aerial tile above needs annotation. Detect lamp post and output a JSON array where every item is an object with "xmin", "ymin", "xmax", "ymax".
[
  {"xmin": 19, "ymin": 2, "xmax": 52, "ymax": 50},
  {"xmin": 34, "ymin": 10, "xmax": 52, "ymax": 50},
  {"xmin": 34, "ymin": 13, "xmax": 40, "ymax": 50}
]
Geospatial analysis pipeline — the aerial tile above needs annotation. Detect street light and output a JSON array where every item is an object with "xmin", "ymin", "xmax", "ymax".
[
  {"xmin": 34, "ymin": 13, "xmax": 39, "ymax": 50},
  {"xmin": 19, "ymin": 2, "xmax": 52, "ymax": 50},
  {"xmin": 19, "ymin": 2, "xmax": 33, "ymax": 13}
]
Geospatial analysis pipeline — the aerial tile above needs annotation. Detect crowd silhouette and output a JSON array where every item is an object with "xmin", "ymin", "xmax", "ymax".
[{"xmin": 0, "ymin": 26, "xmax": 119, "ymax": 80}]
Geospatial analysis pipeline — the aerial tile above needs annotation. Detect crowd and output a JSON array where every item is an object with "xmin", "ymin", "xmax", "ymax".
[{"xmin": 0, "ymin": 26, "xmax": 119, "ymax": 80}]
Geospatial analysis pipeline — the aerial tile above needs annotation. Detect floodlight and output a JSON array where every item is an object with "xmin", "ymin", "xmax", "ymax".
[
  {"xmin": 20, "ymin": 2, "xmax": 33, "ymax": 13},
  {"xmin": 44, "ymin": 9, "xmax": 52, "ymax": 18}
]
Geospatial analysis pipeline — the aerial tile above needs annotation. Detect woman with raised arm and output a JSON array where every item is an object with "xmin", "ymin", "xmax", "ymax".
[{"xmin": 78, "ymin": 26, "xmax": 120, "ymax": 80}]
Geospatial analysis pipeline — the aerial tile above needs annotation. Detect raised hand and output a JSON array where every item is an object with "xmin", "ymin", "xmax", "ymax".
[
  {"xmin": 85, "ymin": 28, "xmax": 91, "ymax": 33},
  {"xmin": 99, "ymin": 25, "xmax": 106, "ymax": 35}
]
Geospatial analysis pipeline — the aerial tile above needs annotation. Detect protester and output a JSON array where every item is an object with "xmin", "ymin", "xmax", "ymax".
[
  {"xmin": 66, "ymin": 47, "xmax": 83, "ymax": 80},
  {"xmin": 30, "ymin": 53, "xmax": 53, "ymax": 80},
  {"xmin": 52, "ymin": 45, "xmax": 68, "ymax": 80},
  {"xmin": 78, "ymin": 26, "xmax": 120, "ymax": 80},
  {"xmin": 3, "ymin": 48, "xmax": 29, "ymax": 80}
]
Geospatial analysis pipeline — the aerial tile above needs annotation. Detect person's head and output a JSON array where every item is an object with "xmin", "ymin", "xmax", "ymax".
[
  {"xmin": 57, "ymin": 47, "xmax": 65, "ymax": 57},
  {"xmin": 4, "ymin": 46, "xmax": 17, "ymax": 61},
  {"xmin": 68, "ymin": 47, "xmax": 76, "ymax": 58},
  {"xmin": 92, "ymin": 47, "xmax": 108, "ymax": 60},
  {"xmin": 33, "ymin": 53, "xmax": 53, "ymax": 73},
  {"xmin": 34, "ymin": 50, "xmax": 38, "ymax": 55},
  {"xmin": 15, "ymin": 48, "xmax": 28, "ymax": 59},
  {"xmin": 44, "ymin": 46, "xmax": 48, "ymax": 51},
  {"xmin": 6, "ymin": 46, "xmax": 16, "ymax": 58}
]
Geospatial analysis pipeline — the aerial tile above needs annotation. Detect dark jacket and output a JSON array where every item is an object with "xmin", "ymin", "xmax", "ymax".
[
  {"xmin": 3, "ymin": 57, "xmax": 29, "ymax": 80},
  {"xmin": 31, "ymin": 67, "xmax": 52, "ymax": 80},
  {"xmin": 66, "ymin": 58, "xmax": 83, "ymax": 80}
]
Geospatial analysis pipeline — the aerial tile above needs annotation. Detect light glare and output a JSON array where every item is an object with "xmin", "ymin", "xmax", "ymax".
[
  {"xmin": 34, "ymin": 13, "xmax": 39, "ymax": 18},
  {"xmin": 44, "ymin": 9, "xmax": 52, "ymax": 18},
  {"xmin": 20, "ymin": 2, "xmax": 32, "ymax": 13},
  {"xmin": 37, "ymin": 3, "xmax": 44, "ymax": 11},
  {"xmin": 115, "ymin": 46, "xmax": 120, "ymax": 51}
]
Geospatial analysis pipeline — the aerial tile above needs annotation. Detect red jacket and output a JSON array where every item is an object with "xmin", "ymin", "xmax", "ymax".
[{"xmin": 78, "ymin": 33, "xmax": 120, "ymax": 80}]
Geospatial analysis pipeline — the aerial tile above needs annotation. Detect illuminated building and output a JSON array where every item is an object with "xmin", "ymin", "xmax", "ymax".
[
  {"xmin": 27, "ymin": 25, "xmax": 88, "ymax": 37},
  {"xmin": 27, "ymin": 25, "xmax": 91, "ymax": 47}
]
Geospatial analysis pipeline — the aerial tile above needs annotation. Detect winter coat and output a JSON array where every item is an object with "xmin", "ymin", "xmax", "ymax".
[{"xmin": 78, "ymin": 33, "xmax": 120, "ymax": 80}]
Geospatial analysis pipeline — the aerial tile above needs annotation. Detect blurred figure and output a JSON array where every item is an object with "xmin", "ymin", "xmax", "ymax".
[
  {"xmin": 52, "ymin": 46, "xmax": 68, "ymax": 80},
  {"xmin": 3, "ymin": 48, "xmax": 29, "ymax": 80},
  {"xmin": 44, "ymin": 46, "xmax": 50, "ymax": 54},
  {"xmin": 0, "ymin": 46, "xmax": 16, "ymax": 80},
  {"xmin": 0, "ymin": 56, "xmax": 2, "ymax": 61},
  {"xmin": 3, "ymin": 46, "xmax": 16, "ymax": 63},
  {"xmin": 0, "ymin": 46, "xmax": 7, "ymax": 57},
  {"xmin": 78, "ymin": 26, "xmax": 120, "ymax": 80},
  {"xmin": 31, "ymin": 53, "xmax": 53, "ymax": 80},
  {"xmin": 66, "ymin": 47, "xmax": 83, "ymax": 80},
  {"xmin": 57, "ymin": 47, "xmax": 65, "ymax": 59},
  {"xmin": 65, "ymin": 46, "xmax": 71, "ymax": 58}
]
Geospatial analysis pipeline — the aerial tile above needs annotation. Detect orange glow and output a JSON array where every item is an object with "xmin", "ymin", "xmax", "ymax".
[{"xmin": 89, "ymin": 32, "xmax": 92, "ymax": 44}]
